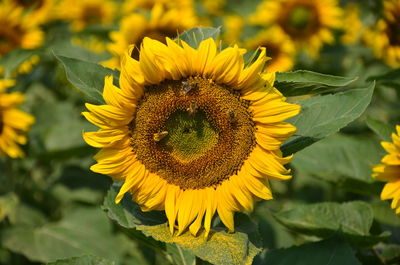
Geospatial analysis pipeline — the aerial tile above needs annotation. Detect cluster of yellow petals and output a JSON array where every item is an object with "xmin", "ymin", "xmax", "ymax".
[
  {"xmin": 83, "ymin": 37, "xmax": 300, "ymax": 236},
  {"xmin": 0, "ymin": 80, "xmax": 35, "ymax": 158},
  {"xmin": 373, "ymin": 126, "xmax": 400, "ymax": 214}
]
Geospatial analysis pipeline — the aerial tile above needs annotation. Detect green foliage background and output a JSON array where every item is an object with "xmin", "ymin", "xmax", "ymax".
[{"xmin": 1, "ymin": 0, "xmax": 400, "ymax": 265}]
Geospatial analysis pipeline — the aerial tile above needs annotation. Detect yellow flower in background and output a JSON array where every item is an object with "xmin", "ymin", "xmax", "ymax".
[
  {"xmin": 0, "ymin": 2, "xmax": 43, "ymax": 57},
  {"xmin": 250, "ymin": 0, "xmax": 342, "ymax": 57},
  {"xmin": 72, "ymin": 37, "xmax": 107, "ymax": 53},
  {"xmin": 102, "ymin": 4, "xmax": 197, "ymax": 69},
  {"xmin": 373, "ymin": 126, "xmax": 400, "ymax": 214},
  {"xmin": 364, "ymin": 0, "xmax": 400, "ymax": 68},
  {"xmin": 244, "ymin": 27, "xmax": 296, "ymax": 72},
  {"xmin": 201, "ymin": 0, "xmax": 226, "ymax": 16},
  {"xmin": 341, "ymin": 3, "xmax": 363, "ymax": 45},
  {"xmin": 223, "ymin": 15, "xmax": 245, "ymax": 45},
  {"xmin": 57, "ymin": 0, "xmax": 116, "ymax": 32},
  {"xmin": 83, "ymin": 37, "xmax": 300, "ymax": 236},
  {"xmin": 6, "ymin": 0, "xmax": 55, "ymax": 25},
  {"xmin": 0, "ymin": 80, "xmax": 35, "ymax": 158},
  {"xmin": 121, "ymin": 0, "xmax": 194, "ymax": 14}
]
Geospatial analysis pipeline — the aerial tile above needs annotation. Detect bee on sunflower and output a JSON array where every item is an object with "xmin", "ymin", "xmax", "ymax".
[
  {"xmin": 83, "ymin": 37, "xmax": 300, "ymax": 236},
  {"xmin": 372, "ymin": 126, "xmax": 400, "ymax": 214},
  {"xmin": 250, "ymin": 0, "xmax": 342, "ymax": 57},
  {"xmin": 364, "ymin": 0, "xmax": 400, "ymax": 68},
  {"xmin": 102, "ymin": 4, "xmax": 197, "ymax": 69},
  {"xmin": 0, "ymin": 80, "xmax": 35, "ymax": 158}
]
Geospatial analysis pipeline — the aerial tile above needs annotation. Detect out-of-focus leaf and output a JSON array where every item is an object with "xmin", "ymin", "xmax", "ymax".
[
  {"xmin": 291, "ymin": 134, "xmax": 384, "ymax": 195},
  {"xmin": 1, "ymin": 207, "xmax": 127, "ymax": 263},
  {"xmin": 367, "ymin": 68, "xmax": 400, "ymax": 90},
  {"xmin": 46, "ymin": 255, "xmax": 115, "ymax": 265},
  {"xmin": 372, "ymin": 201, "xmax": 400, "ymax": 227},
  {"xmin": 31, "ymin": 101, "xmax": 95, "ymax": 156},
  {"xmin": 276, "ymin": 70, "xmax": 357, "ymax": 96},
  {"xmin": 102, "ymin": 185, "xmax": 262, "ymax": 265},
  {"xmin": 373, "ymin": 243, "xmax": 400, "ymax": 264},
  {"xmin": 0, "ymin": 48, "xmax": 42, "ymax": 76},
  {"xmin": 51, "ymin": 185, "xmax": 102, "ymax": 205},
  {"xmin": 178, "ymin": 27, "xmax": 221, "ymax": 49},
  {"xmin": 282, "ymin": 82, "xmax": 375, "ymax": 155},
  {"xmin": 274, "ymin": 201, "xmax": 389, "ymax": 247},
  {"xmin": 51, "ymin": 42, "xmax": 110, "ymax": 63},
  {"xmin": 0, "ymin": 193, "xmax": 19, "ymax": 222},
  {"xmin": 54, "ymin": 53, "xmax": 119, "ymax": 104},
  {"xmin": 366, "ymin": 118, "xmax": 395, "ymax": 142},
  {"xmin": 166, "ymin": 244, "xmax": 195, "ymax": 265},
  {"xmin": 263, "ymin": 236, "xmax": 362, "ymax": 265}
]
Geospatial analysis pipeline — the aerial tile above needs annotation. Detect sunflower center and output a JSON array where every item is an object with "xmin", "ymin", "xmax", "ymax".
[
  {"xmin": 82, "ymin": 5, "xmax": 103, "ymax": 25},
  {"xmin": 288, "ymin": 6, "xmax": 312, "ymax": 30},
  {"xmin": 0, "ymin": 24, "xmax": 23, "ymax": 55},
  {"xmin": 162, "ymin": 110, "xmax": 218, "ymax": 162},
  {"xmin": 131, "ymin": 28, "xmax": 179, "ymax": 59},
  {"xmin": 130, "ymin": 77, "xmax": 256, "ymax": 189},
  {"xmin": 386, "ymin": 21, "xmax": 400, "ymax": 46},
  {"xmin": 280, "ymin": 4, "xmax": 320, "ymax": 39},
  {"xmin": 13, "ymin": 0, "xmax": 44, "ymax": 8}
]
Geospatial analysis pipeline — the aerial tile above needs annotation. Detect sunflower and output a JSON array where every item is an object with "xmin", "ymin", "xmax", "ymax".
[
  {"xmin": 84, "ymin": 37, "xmax": 300, "ymax": 236},
  {"xmin": 57, "ymin": 0, "xmax": 116, "ymax": 32},
  {"xmin": 372, "ymin": 126, "xmax": 400, "ymax": 214},
  {"xmin": 223, "ymin": 15, "xmax": 245, "ymax": 45},
  {"xmin": 0, "ymin": 2, "xmax": 43, "ymax": 57},
  {"xmin": 102, "ymin": 4, "xmax": 197, "ymax": 69},
  {"xmin": 364, "ymin": 0, "xmax": 400, "ymax": 68},
  {"xmin": 244, "ymin": 27, "xmax": 296, "ymax": 72},
  {"xmin": 6, "ymin": 0, "xmax": 55, "ymax": 25},
  {"xmin": 121, "ymin": 0, "xmax": 194, "ymax": 14},
  {"xmin": 250, "ymin": 0, "xmax": 342, "ymax": 57},
  {"xmin": 0, "ymin": 79, "xmax": 35, "ymax": 158},
  {"xmin": 340, "ymin": 3, "xmax": 363, "ymax": 45}
]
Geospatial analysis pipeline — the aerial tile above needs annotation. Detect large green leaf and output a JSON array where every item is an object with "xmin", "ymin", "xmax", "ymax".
[
  {"xmin": 102, "ymin": 185, "xmax": 262, "ymax": 265},
  {"xmin": 282, "ymin": 82, "xmax": 375, "ymax": 155},
  {"xmin": 47, "ymin": 255, "xmax": 115, "ymax": 265},
  {"xmin": 263, "ymin": 236, "xmax": 362, "ymax": 265},
  {"xmin": 179, "ymin": 27, "xmax": 221, "ymax": 49},
  {"xmin": 1, "ymin": 207, "xmax": 127, "ymax": 263},
  {"xmin": 273, "ymin": 201, "xmax": 389, "ymax": 247},
  {"xmin": 54, "ymin": 53, "xmax": 119, "ymax": 104},
  {"xmin": 291, "ymin": 134, "xmax": 384, "ymax": 195},
  {"xmin": 276, "ymin": 70, "xmax": 357, "ymax": 97}
]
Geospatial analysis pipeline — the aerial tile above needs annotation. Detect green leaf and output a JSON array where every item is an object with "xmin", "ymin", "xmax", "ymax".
[
  {"xmin": 0, "ymin": 193, "xmax": 19, "ymax": 222},
  {"xmin": 276, "ymin": 70, "xmax": 357, "ymax": 96},
  {"xmin": 274, "ymin": 201, "xmax": 389, "ymax": 247},
  {"xmin": 372, "ymin": 201, "xmax": 400, "ymax": 227},
  {"xmin": 0, "ymin": 48, "xmax": 41, "ymax": 76},
  {"xmin": 373, "ymin": 243, "xmax": 400, "ymax": 264},
  {"xmin": 102, "ymin": 185, "xmax": 262, "ymax": 265},
  {"xmin": 367, "ymin": 68, "xmax": 400, "ymax": 90},
  {"xmin": 54, "ymin": 53, "xmax": 119, "ymax": 104},
  {"xmin": 366, "ymin": 117, "xmax": 395, "ymax": 142},
  {"xmin": 178, "ymin": 27, "xmax": 221, "ymax": 49},
  {"xmin": 291, "ymin": 134, "xmax": 384, "ymax": 195},
  {"xmin": 31, "ymin": 101, "xmax": 95, "ymax": 155},
  {"xmin": 263, "ymin": 236, "xmax": 362, "ymax": 265},
  {"xmin": 1, "ymin": 207, "xmax": 127, "ymax": 263},
  {"xmin": 165, "ymin": 244, "xmax": 195, "ymax": 265},
  {"xmin": 47, "ymin": 255, "xmax": 115, "ymax": 265},
  {"xmin": 282, "ymin": 82, "xmax": 375, "ymax": 155}
]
